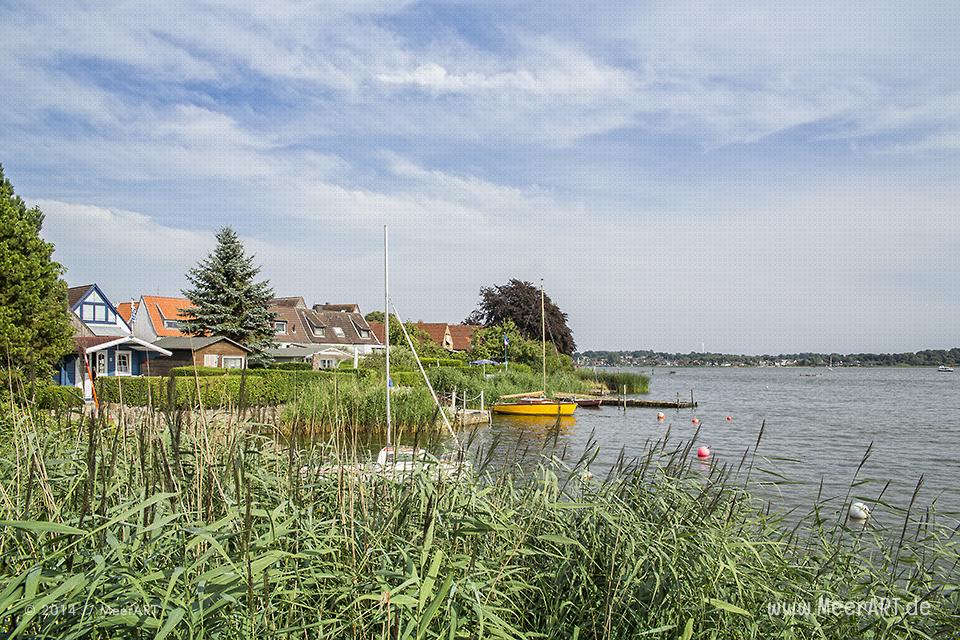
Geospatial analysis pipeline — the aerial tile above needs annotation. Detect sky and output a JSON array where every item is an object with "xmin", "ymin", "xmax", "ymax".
[{"xmin": 1, "ymin": 1, "xmax": 958, "ymax": 353}]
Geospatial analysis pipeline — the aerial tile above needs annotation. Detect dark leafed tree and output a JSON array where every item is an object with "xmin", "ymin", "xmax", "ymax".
[
  {"xmin": 465, "ymin": 279, "xmax": 575, "ymax": 355},
  {"xmin": 0, "ymin": 164, "xmax": 73, "ymax": 378},
  {"xmin": 181, "ymin": 227, "xmax": 276, "ymax": 366}
]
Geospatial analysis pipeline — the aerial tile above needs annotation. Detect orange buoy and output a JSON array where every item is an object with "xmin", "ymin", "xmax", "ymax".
[{"xmin": 697, "ymin": 446, "xmax": 711, "ymax": 459}]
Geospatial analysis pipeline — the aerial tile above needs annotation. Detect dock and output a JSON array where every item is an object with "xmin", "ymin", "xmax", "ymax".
[{"xmin": 555, "ymin": 393, "xmax": 697, "ymax": 409}]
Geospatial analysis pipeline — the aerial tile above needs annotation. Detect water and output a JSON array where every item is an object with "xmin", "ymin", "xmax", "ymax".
[{"xmin": 480, "ymin": 367, "xmax": 960, "ymax": 517}]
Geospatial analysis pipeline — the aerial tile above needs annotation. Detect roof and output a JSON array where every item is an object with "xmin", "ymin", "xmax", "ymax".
[
  {"xmin": 68, "ymin": 284, "xmax": 93, "ymax": 309},
  {"xmin": 153, "ymin": 335, "xmax": 250, "ymax": 352},
  {"xmin": 266, "ymin": 345, "xmax": 353, "ymax": 359},
  {"xmin": 317, "ymin": 303, "xmax": 360, "ymax": 313},
  {"xmin": 369, "ymin": 321, "xmax": 385, "ymax": 344},
  {"xmin": 449, "ymin": 324, "xmax": 478, "ymax": 351},
  {"xmin": 415, "ymin": 322, "xmax": 451, "ymax": 347},
  {"xmin": 73, "ymin": 335, "xmax": 172, "ymax": 355},
  {"xmin": 141, "ymin": 296, "xmax": 195, "ymax": 337},
  {"xmin": 269, "ymin": 299, "xmax": 380, "ymax": 347},
  {"xmin": 116, "ymin": 301, "xmax": 134, "ymax": 324}
]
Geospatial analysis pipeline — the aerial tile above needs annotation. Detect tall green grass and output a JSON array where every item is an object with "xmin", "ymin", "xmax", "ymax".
[
  {"xmin": 0, "ymin": 402, "xmax": 957, "ymax": 638},
  {"xmin": 576, "ymin": 369, "xmax": 650, "ymax": 394}
]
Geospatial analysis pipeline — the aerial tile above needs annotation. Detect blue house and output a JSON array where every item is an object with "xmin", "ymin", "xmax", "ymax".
[{"xmin": 57, "ymin": 284, "xmax": 171, "ymax": 399}]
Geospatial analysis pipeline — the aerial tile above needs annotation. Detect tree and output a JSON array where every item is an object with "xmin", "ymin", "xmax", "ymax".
[
  {"xmin": 0, "ymin": 164, "xmax": 73, "ymax": 379},
  {"xmin": 181, "ymin": 227, "xmax": 276, "ymax": 366},
  {"xmin": 465, "ymin": 279, "xmax": 575, "ymax": 355}
]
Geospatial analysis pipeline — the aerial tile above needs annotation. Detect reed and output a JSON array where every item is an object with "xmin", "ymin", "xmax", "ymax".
[
  {"xmin": 0, "ymin": 401, "xmax": 956, "ymax": 639},
  {"xmin": 576, "ymin": 369, "xmax": 650, "ymax": 394}
]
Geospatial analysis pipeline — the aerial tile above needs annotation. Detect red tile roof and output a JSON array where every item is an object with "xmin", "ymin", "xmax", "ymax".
[
  {"xmin": 369, "ymin": 321, "xmax": 385, "ymax": 344},
  {"xmin": 141, "ymin": 296, "xmax": 195, "ymax": 337},
  {"xmin": 448, "ymin": 324, "xmax": 478, "ymax": 351},
  {"xmin": 116, "ymin": 301, "xmax": 135, "ymax": 324},
  {"xmin": 415, "ymin": 323, "xmax": 452, "ymax": 349}
]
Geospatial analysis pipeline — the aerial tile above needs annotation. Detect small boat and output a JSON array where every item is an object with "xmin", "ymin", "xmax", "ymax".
[
  {"xmin": 555, "ymin": 393, "xmax": 602, "ymax": 408},
  {"xmin": 938, "ymin": 365, "xmax": 955, "ymax": 372},
  {"xmin": 492, "ymin": 391, "xmax": 577, "ymax": 416}
]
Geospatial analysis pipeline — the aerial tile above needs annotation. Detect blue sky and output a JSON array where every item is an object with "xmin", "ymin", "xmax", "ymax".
[{"xmin": 1, "ymin": 1, "xmax": 958, "ymax": 352}]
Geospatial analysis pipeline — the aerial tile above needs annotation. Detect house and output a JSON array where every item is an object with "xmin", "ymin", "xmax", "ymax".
[
  {"xmin": 148, "ymin": 336, "xmax": 250, "ymax": 377},
  {"xmin": 67, "ymin": 284, "xmax": 132, "ymax": 336},
  {"xmin": 415, "ymin": 323, "xmax": 454, "ymax": 351},
  {"xmin": 121, "ymin": 295, "xmax": 195, "ymax": 341},
  {"xmin": 267, "ymin": 297, "xmax": 381, "ymax": 367},
  {"xmin": 448, "ymin": 324, "xmax": 478, "ymax": 352},
  {"xmin": 58, "ymin": 285, "xmax": 172, "ymax": 399}
]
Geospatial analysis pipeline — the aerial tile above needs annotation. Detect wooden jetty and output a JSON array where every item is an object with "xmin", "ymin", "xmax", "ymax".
[{"xmin": 611, "ymin": 398, "xmax": 697, "ymax": 409}]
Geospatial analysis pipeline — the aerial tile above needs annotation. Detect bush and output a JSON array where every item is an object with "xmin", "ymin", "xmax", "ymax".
[
  {"xmin": 35, "ymin": 385, "xmax": 85, "ymax": 410},
  {"xmin": 391, "ymin": 371, "xmax": 424, "ymax": 387}
]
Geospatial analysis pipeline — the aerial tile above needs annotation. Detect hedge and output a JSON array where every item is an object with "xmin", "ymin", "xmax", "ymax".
[
  {"xmin": 271, "ymin": 362, "xmax": 312, "ymax": 371},
  {"xmin": 36, "ymin": 385, "xmax": 85, "ymax": 411},
  {"xmin": 95, "ymin": 368, "xmax": 375, "ymax": 407},
  {"xmin": 391, "ymin": 371, "xmax": 425, "ymax": 387}
]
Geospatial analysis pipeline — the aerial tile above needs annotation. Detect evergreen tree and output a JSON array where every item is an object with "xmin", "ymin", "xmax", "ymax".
[
  {"xmin": 0, "ymin": 164, "xmax": 74, "ymax": 378},
  {"xmin": 181, "ymin": 227, "xmax": 276, "ymax": 366}
]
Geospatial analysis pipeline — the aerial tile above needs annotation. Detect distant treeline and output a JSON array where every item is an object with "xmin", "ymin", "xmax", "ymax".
[{"xmin": 576, "ymin": 348, "xmax": 960, "ymax": 368}]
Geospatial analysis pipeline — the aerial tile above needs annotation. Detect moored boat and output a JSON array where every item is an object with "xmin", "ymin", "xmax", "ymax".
[{"xmin": 938, "ymin": 365, "xmax": 955, "ymax": 372}]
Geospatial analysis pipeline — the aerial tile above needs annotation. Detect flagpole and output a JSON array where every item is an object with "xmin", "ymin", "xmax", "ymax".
[{"xmin": 384, "ymin": 225, "xmax": 391, "ymax": 448}]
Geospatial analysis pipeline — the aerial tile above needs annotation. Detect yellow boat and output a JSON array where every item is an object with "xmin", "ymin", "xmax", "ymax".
[{"xmin": 491, "ymin": 391, "xmax": 577, "ymax": 416}]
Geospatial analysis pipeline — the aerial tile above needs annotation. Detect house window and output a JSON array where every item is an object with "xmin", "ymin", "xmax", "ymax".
[
  {"xmin": 222, "ymin": 356, "xmax": 244, "ymax": 369},
  {"xmin": 311, "ymin": 325, "xmax": 325, "ymax": 338},
  {"xmin": 275, "ymin": 321, "xmax": 287, "ymax": 335},
  {"xmin": 81, "ymin": 302, "xmax": 111, "ymax": 323},
  {"xmin": 163, "ymin": 319, "xmax": 183, "ymax": 330},
  {"xmin": 318, "ymin": 359, "xmax": 334, "ymax": 369},
  {"xmin": 332, "ymin": 327, "xmax": 345, "ymax": 338},
  {"xmin": 203, "ymin": 354, "xmax": 219, "ymax": 367},
  {"xmin": 95, "ymin": 352, "xmax": 107, "ymax": 376},
  {"xmin": 359, "ymin": 329, "xmax": 371, "ymax": 339},
  {"xmin": 115, "ymin": 351, "xmax": 131, "ymax": 376}
]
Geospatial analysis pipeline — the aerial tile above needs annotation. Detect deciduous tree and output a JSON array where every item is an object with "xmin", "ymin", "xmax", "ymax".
[{"xmin": 466, "ymin": 279, "xmax": 575, "ymax": 355}]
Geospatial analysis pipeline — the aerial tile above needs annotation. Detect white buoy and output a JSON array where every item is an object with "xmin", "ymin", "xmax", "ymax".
[{"xmin": 849, "ymin": 502, "xmax": 871, "ymax": 521}]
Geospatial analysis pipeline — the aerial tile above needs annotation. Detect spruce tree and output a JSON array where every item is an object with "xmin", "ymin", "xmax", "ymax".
[
  {"xmin": 181, "ymin": 227, "xmax": 276, "ymax": 366},
  {"xmin": 0, "ymin": 164, "xmax": 74, "ymax": 378}
]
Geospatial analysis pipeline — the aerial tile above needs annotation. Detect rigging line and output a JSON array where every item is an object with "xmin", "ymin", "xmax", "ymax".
[{"xmin": 390, "ymin": 299, "xmax": 462, "ymax": 451}]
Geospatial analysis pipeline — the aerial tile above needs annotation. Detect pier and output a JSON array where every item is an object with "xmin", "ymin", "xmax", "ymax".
[{"xmin": 555, "ymin": 393, "xmax": 697, "ymax": 409}]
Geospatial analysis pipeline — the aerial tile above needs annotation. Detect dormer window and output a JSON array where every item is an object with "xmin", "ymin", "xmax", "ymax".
[
  {"xmin": 360, "ymin": 329, "xmax": 371, "ymax": 339},
  {"xmin": 275, "ymin": 321, "xmax": 288, "ymax": 335},
  {"xmin": 163, "ymin": 319, "xmax": 183, "ymax": 330},
  {"xmin": 333, "ymin": 327, "xmax": 345, "ymax": 338},
  {"xmin": 311, "ymin": 325, "xmax": 325, "ymax": 338}
]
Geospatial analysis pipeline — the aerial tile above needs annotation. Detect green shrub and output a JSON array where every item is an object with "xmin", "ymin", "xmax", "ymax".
[
  {"xmin": 391, "ymin": 371, "xmax": 424, "ymax": 387},
  {"xmin": 35, "ymin": 385, "xmax": 85, "ymax": 410}
]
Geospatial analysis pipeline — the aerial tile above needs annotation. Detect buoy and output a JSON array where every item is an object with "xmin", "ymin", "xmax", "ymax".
[
  {"xmin": 849, "ymin": 502, "xmax": 871, "ymax": 521},
  {"xmin": 656, "ymin": 412, "xmax": 666, "ymax": 422},
  {"xmin": 696, "ymin": 446, "xmax": 711, "ymax": 459},
  {"xmin": 691, "ymin": 417, "xmax": 700, "ymax": 426},
  {"xmin": 725, "ymin": 415, "xmax": 733, "ymax": 422}
]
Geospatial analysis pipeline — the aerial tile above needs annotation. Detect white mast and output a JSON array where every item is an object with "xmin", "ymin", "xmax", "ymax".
[
  {"xmin": 541, "ymin": 278, "xmax": 547, "ymax": 394},
  {"xmin": 384, "ymin": 225, "xmax": 391, "ymax": 448}
]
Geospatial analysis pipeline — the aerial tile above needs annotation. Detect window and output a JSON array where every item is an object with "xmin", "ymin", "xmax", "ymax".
[
  {"xmin": 222, "ymin": 356, "xmax": 244, "ymax": 369},
  {"xmin": 311, "ymin": 325, "xmax": 325, "ymax": 338},
  {"xmin": 318, "ymin": 359, "xmax": 334, "ymax": 369},
  {"xmin": 359, "ymin": 329, "xmax": 371, "ymax": 339},
  {"xmin": 163, "ymin": 319, "xmax": 183, "ymax": 330},
  {"xmin": 275, "ymin": 321, "xmax": 287, "ymax": 335},
  {"xmin": 115, "ymin": 351, "xmax": 131, "ymax": 375},
  {"xmin": 203, "ymin": 354, "xmax": 219, "ymax": 367},
  {"xmin": 332, "ymin": 327, "xmax": 345, "ymax": 338},
  {"xmin": 95, "ymin": 352, "xmax": 107, "ymax": 376},
  {"xmin": 81, "ymin": 301, "xmax": 114, "ymax": 324}
]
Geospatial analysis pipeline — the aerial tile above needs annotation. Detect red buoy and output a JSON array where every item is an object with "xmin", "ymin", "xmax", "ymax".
[
  {"xmin": 691, "ymin": 417, "xmax": 700, "ymax": 426},
  {"xmin": 697, "ymin": 446, "xmax": 711, "ymax": 459},
  {"xmin": 725, "ymin": 415, "xmax": 733, "ymax": 422},
  {"xmin": 656, "ymin": 412, "xmax": 666, "ymax": 422}
]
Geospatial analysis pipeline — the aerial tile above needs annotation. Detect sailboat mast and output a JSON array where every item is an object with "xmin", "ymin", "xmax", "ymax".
[
  {"xmin": 384, "ymin": 225, "xmax": 391, "ymax": 447},
  {"xmin": 541, "ymin": 278, "xmax": 547, "ymax": 394}
]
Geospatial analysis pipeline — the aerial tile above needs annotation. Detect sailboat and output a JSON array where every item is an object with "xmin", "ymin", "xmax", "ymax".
[
  {"xmin": 491, "ymin": 280, "xmax": 577, "ymax": 417},
  {"xmin": 376, "ymin": 225, "xmax": 469, "ymax": 478}
]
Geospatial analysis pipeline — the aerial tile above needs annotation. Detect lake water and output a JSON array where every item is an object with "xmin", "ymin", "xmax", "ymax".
[{"xmin": 480, "ymin": 367, "xmax": 960, "ymax": 518}]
